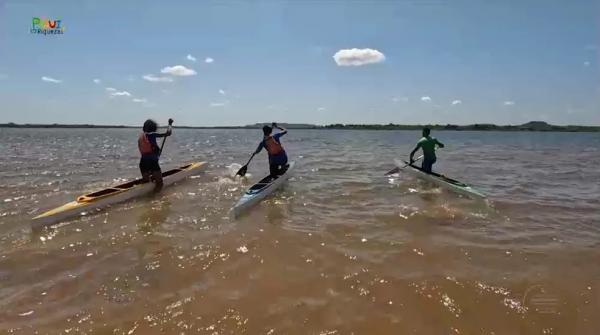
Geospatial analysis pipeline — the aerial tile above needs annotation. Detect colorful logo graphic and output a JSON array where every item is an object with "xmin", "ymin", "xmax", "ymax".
[{"xmin": 31, "ymin": 17, "xmax": 64, "ymax": 35}]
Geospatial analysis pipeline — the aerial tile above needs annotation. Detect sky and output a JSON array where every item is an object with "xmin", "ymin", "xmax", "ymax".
[{"xmin": 0, "ymin": 0, "xmax": 599, "ymax": 126}]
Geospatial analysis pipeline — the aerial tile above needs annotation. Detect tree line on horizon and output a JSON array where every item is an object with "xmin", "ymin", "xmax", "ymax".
[{"xmin": 1, "ymin": 121, "xmax": 599, "ymax": 132}]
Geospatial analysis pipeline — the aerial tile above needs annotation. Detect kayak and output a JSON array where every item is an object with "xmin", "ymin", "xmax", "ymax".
[
  {"xmin": 231, "ymin": 161, "xmax": 295, "ymax": 217},
  {"xmin": 394, "ymin": 159, "xmax": 486, "ymax": 199},
  {"xmin": 32, "ymin": 161, "xmax": 206, "ymax": 227}
]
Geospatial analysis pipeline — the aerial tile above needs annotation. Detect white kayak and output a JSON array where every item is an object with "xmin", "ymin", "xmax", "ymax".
[
  {"xmin": 394, "ymin": 159, "xmax": 486, "ymax": 199},
  {"xmin": 231, "ymin": 161, "xmax": 295, "ymax": 217},
  {"xmin": 32, "ymin": 162, "xmax": 207, "ymax": 228}
]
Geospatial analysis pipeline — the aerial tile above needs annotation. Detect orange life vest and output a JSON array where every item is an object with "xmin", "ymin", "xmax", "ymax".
[
  {"xmin": 138, "ymin": 133, "xmax": 154, "ymax": 155},
  {"xmin": 264, "ymin": 136, "xmax": 283, "ymax": 155}
]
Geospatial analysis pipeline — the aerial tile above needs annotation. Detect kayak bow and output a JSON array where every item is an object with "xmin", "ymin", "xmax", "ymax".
[
  {"xmin": 231, "ymin": 161, "xmax": 295, "ymax": 217},
  {"xmin": 32, "ymin": 161, "xmax": 206, "ymax": 227}
]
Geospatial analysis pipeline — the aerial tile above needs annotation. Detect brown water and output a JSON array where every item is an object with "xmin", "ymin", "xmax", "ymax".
[{"xmin": 1, "ymin": 128, "xmax": 600, "ymax": 334}]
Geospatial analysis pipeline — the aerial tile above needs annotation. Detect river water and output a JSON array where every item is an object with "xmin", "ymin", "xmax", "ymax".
[{"xmin": 1, "ymin": 128, "xmax": 599, "ymax": 334}]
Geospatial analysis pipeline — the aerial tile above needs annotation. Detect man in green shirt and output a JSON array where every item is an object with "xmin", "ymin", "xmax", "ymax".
[{"xmin": 409, "ymin": 127, "xmax": 445, "ymax": 173}]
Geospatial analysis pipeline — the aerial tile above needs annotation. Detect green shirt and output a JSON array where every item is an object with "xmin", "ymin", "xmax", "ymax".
[{"xmin": 417, "ymin": 136, "xmax": 440, "ymax": 159}]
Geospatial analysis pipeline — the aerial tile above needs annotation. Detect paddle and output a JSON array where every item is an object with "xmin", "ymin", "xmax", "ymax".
[
  {"xmin": 159, "ymin": 118, "xmax": 174, "ymax": 156},
  {"xmin": 236, "ymin": 153, "xmax": 256, "ymax": 177},
  {"xmin": 384, "ymin": 154, "xmax": 424, "ymax": 176}
]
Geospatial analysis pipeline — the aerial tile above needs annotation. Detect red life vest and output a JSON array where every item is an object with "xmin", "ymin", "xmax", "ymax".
[
  {"xmin": 138, "ymin": 133, "xmax": 154, "ymax": 155},
  {"xmin": 264, "ymin": 136, "xmax": 283, "ymax": 155}
]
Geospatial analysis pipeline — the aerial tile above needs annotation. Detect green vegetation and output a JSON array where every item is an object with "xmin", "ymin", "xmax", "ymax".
[
  {"xmin": 2, "ymin": 121, "xmax": 599, "ymax": 132},
  {"xmin": 322, "ymin": 121, "xmax": 600, "ymax": 132}
]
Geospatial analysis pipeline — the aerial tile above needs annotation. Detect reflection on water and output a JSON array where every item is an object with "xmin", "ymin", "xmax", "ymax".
[
  {"xmin": 0, "ymin": 128, "xmax": 600, "ymax": 333},
  {"xmin": 137, "ymin": 199, "xmax": 172, "ymax": 235}
]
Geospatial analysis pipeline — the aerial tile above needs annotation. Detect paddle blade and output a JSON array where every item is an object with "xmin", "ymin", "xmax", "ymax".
[
  {"xmin": 384, "ymin": 167, "xmax": 400, "ymax": 176},
  {"xmin": 236, "ymin": 165, "xmax": 248, "ymax": 177}
]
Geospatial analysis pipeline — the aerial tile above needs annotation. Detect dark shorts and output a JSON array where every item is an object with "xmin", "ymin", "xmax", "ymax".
[
  {"xmin": 139, "ymin": 158, "xmax": 161, "ymax": 175},
  {"xmin": 421, "ymin": 157, "xmax": 436, "ymax": 173},
  {"xmin": 269, "ymin": 161, "xmax": 288, "ymax": 176}
]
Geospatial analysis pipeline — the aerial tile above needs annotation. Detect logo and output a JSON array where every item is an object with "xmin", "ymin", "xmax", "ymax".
[{"xmin": 31, "ymin": 17, "xmax": 64, "ymax": 35}]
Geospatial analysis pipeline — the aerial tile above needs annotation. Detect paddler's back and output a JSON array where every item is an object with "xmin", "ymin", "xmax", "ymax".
[{"xmin": 418, "ymin": 136, "xmax": 438, "ymax": 158}]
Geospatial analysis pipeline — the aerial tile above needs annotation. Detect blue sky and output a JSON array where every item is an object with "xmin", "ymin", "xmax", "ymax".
[{"xmin": 0, "ymin": 0, "xmax": 598, "ymax": 126}]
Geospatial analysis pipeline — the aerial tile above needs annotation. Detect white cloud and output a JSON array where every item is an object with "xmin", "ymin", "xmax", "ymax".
[
  {"xmin": 317, "ymin": 107, "xmax": 326, "ymax": 112},
  {"xmin": 219, "ymin": 89, "xmax": 226, "ymax": 96},
  {"xmin": 105, "ymin": 87, "xmax": 117, "ymax": 92},
  {"xmin": 205, "ymin": 57, "xmax": 214, "ymax": 63},
  {"xmin": 451, "ymin": 99, "xmax": 462, "ymax": 105},
  {"xmin": 333, "ymin": 48, "xmax": 385, "ymax": 66},
  {"xmin": 160, "ymin": 65, "xmax": 197, "ymax": 76},
  {"xmin": 584, "ymin": 61, "xmax": 591, "ymax": 67},
  {"xmin": 392, "ymin": 96, "xmax": 408, "ymax": 103},
  {"xmin": 504, "ymin": 100, "xmax": 515, "ymax": 106},
  {"xmin": 210, "ymin": 102, "xmax": 227, "ymax": 107},
  {"xmin": 143, "ymin": 74, "xmax": 174, "ymax": 82},
  {"xmin": 111, "ymin": 91, "xmax": 131, "ymax": 97},
  {"xmin": 186, "ymin": 54, "xmax": 197, "ymax": 62},
  {"xmin": 132, "ymin": 98, "xmax": 148, "ymax": 103},
  {"xmin": 93, "ymin": 78, "xmax": 101, "ymax": 84},
  {"xmin": 421, "ymin": 96, "xmax": 432, "ymax": 102},
  {"xmin": 41, "ymin": 76, "xmax": 62, "ymax": 83}
]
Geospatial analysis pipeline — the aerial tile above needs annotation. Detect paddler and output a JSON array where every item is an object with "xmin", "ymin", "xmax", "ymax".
[
  {"xmin": 255, "ymin": 122, "xmax": 288, "ymax": 176},
  {"xmin": 138, "ymin": 119, "xmax": 172, "ymax": 191},
  {"xmin": 409, "ymin": 127, "xmax": 444, "ymax": 173}
]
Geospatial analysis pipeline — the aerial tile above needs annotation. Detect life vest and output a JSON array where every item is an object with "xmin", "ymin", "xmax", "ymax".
[
  {"xmin": 264, "ymin": 136, "xmax": 283, "ymax": 155},
  {"xmin": 138, "ymin": 132, "xmax": 154, "ymax": 155}
]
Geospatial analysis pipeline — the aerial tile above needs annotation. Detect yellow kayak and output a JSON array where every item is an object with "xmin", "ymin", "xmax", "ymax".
[{"xmin": 32, "ymin": 161, "xmax": 206, "ymax": 227}]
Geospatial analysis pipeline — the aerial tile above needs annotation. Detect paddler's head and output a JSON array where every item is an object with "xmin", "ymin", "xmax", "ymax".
[
  {"xmin": 262, "ymin": 125, "xmax": 272, "ymax": 137},
  {"xmin": 143, "ymin": 119, "xmax": 158, "ymax": 133},
  {"xmin": 422, "ymin": 127, "xmax": 431, "ymax": 137}
]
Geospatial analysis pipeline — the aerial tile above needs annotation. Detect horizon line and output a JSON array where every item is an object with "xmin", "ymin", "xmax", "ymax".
[{"xmin": 2, "ymin": 121, "xmax": 600, "ymax": 129}]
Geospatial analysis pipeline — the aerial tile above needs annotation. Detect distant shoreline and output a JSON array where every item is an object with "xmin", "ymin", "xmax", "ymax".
[{"xmin": 1, "ymin": 121, "xmax": 599, "ymax": 132}]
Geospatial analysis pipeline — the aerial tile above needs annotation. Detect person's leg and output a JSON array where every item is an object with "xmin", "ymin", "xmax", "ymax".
[
  {"xmin": 140, "ymin": 159, "xmax": 152, "ymax": 182},
  {"xmin": 276, "ymin": 156, "xmax": 288, "ymax": 175},
  {"xmin": 421, "ymin": 158, "xmax": 433, "ymax": 173},
  {"xmin": 430, "ymin": 157, "xmax": 437, "ymax": 172},
  {"xmin": 152, "ymin": 170, "xmax": 163, "ymax": 192},
  {"xmin": 141, "ymin": 172, "xmax": 152, "ymax": 182},
  {"xmin": 269, "ymin": 163, "xmax": 279, "ymax": 177},
  {"xmin": 150, "ymin": 160, "xmax": 163, "ymax": 192}
]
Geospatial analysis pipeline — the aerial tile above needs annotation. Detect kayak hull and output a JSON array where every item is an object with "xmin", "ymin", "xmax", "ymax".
[
  {"xmin": 32, "ymin": 162, "xmax": 206, "ymax": 227},
  {"xmin": 394, "ymin": 159, "xmax": 485, "ymax": 199},
  {"xmin": 231, "ymin": 161, "xmax": 295, "ymax": 217}
]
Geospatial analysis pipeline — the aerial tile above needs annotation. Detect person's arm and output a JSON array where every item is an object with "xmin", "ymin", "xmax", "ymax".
[
  {"xmin": 409, "ymin": 143, "xmax": 421, "ymax": 163},
  {"xmin": 254, "ymin": 141, "xmax": 264, "ymax": 155},
  {"xmin": 435, "ymin": 139, "xmax": 445, "ymax": 148},
  {"xmin": 272, "ymin": 122, "xmax": 287, "ymax": 136},
  {"xmin": 154, "ymin": 129, "xmax": 172, "ymax": 138}
]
